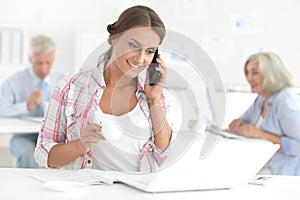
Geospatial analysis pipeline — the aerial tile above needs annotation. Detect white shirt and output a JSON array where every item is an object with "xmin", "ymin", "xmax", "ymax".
[
  {"xmin": 255, "ymin": 115, "xmax": 264, "ymax": 128},
  {"xmin": 91, "ymin": 103, "xmax": 152, "ymax": 172}
]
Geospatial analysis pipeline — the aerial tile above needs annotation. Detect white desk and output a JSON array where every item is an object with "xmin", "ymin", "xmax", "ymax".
[
  {"xmin": 1, "ymin": 168, "xmax": 300, "ymax": 200},
  {"xmin": 0, "ymin": 117, "xmax": 42, "ymax": 134},
  {"xmin": 0, "ymin": 117, "xmax": 43, "ymax": 167}
]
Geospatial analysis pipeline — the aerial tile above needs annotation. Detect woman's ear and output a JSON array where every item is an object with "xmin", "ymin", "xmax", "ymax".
[{"xmin": 111, "ymin": 38, "xmax": 117, "ymax": 46}]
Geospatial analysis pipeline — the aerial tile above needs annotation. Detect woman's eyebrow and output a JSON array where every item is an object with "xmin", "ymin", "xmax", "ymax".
[
  {"xmin": 129, "ymin": 39, "xmax": 141, "ymax": 46},
  {"xmin": 129, "ymin": 39, "xmax": 156, "ymax": 49},
  {"xmin": 251, "ymin": 67, "xmax": 259, "ymax": 71}
]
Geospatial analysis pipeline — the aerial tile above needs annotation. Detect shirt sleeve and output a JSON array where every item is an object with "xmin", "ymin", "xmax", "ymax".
[
  {"xmin": 0, "ymin": 79, "xmax": 29, "ymax": 117},
  {"xmin": 34, "ymin": 78, "xmax": 69, "ymax": 168},
  {"xmin": 277, "ymin": 93, "xmax": 300, "ymax": 156},
  {"xmin": 139, "ymin": 90, "xmax": 177, "ymax": 172}
]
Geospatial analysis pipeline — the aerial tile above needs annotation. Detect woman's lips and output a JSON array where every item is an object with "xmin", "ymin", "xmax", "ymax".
[{"xmin": 127, "ymin": 60, "xmax": 144, "ymax": 70}]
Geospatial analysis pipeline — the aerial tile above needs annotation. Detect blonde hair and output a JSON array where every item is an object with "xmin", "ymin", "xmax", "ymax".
[
  {"xmin": 244, "ymin": 52, "xmax": 295, "ymax": 94},
  {"xmin": 29, "ymin": 35, "xmax": 56, "ymax": 56}
]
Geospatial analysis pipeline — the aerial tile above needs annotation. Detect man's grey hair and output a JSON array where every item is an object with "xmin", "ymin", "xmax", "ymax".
[{"xmin": 29, "ymin": 35, "xmax": 56, "ymax": 56}]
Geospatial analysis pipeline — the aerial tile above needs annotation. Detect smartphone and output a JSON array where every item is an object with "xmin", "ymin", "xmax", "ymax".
[{"xmin": 148, "ymin": 49, "xmax": 161, "ymax": 86}]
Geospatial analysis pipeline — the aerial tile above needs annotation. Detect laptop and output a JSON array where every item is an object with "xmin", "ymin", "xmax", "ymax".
[
  {"xmin": 206, "ymin": 124, "xmax": 247, "ymax": 139},
  {"xmin": 116, "ymin": 131, "xmax": 279, "ymax": 193}
]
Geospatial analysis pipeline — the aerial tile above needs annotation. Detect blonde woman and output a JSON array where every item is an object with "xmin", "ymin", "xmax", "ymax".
[{"xmin": 229, "ymin": 52, "xmax": 300, "ymax": 175}]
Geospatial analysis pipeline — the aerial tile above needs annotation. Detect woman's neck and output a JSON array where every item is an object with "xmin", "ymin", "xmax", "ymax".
[
  {"xmin": 261, "ymin": 91, "xmax": 271, "ymax": 102},
  {"xmin": 104, "ymin": 63, "xmax": 136, "ymax": 89}
]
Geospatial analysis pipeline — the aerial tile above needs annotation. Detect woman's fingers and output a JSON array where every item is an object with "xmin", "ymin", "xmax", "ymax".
[{"xmin": 80, "ymin": 123, "xmax": 104, "ymax": 149}]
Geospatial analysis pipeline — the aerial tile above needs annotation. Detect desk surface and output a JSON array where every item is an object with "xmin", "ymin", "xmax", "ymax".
[
  {"xmin": 1, "ymin": 168, "xmax": 300, "ymax": 200},
  {"xmin": 0, "ymin": 117, "xmax": 43, "ymax": 134}
]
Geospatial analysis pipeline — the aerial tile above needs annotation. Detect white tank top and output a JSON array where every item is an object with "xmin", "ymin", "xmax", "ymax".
[
  {"xmin": 256, "ymin": 115, "xmax": 264, "ymax": 128},
  {"xmin": 91, "ymin": 103, "xmax": 151, "ymax": 172}
]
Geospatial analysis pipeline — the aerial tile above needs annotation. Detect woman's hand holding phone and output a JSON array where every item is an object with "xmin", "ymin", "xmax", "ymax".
[{"xmin": 145, "ymin": 49, "xmax": 167, "ymax": 104}]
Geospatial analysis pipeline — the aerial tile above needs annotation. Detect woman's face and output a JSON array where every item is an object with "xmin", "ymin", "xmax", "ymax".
[
  {"xmin": 110, "ymin": 26, "xmax": 161, "ymax": 78},
  {"xmin": 245, "ymin": 60, "xmax": 265, "ymax": 95}
]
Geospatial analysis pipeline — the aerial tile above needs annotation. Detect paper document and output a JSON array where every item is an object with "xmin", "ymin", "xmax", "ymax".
[
  {"xmin": 31, "ymin": 169, "xmax": 116, "ymax": 186},
  {"xmin": 249, "ymin": 175, "xmax": 300, "ymax": 188},
  {"xmin": 248, "ymin": 175, "xmax": 274, "ymax": 185}
]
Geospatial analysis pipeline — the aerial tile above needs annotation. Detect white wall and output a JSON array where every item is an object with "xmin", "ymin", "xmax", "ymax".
[{"xmin": 0, "ymin": 0, "xmax": 299, "ymax": 85}]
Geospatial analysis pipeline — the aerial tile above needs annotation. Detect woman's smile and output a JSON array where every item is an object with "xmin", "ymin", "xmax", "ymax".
[{"xmin": 126, "ymin": 60, "xmax": 145, "ymax": 70}]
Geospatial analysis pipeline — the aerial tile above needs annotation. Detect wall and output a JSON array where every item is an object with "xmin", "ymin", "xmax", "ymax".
[{"xmin": 0, "ymin": 0, "xmax": 299, "ymax": 86}]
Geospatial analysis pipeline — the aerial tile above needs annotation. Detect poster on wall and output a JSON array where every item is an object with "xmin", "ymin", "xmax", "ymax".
[
  {"xmin": 175, "ymin": 0, "xmax": 208, "ymax": 21},
  {"xmin": 230, "ymin": 10, "xmax": 265, "ymax": 36}
]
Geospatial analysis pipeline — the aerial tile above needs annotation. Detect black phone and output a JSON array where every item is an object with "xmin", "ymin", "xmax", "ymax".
[{"xmin": 148, "ymin": 49, "xmax": 161, "ymax": 86}]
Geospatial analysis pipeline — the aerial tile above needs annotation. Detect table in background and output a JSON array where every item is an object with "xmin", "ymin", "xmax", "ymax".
[
  {"xmin": 0, "ymin": 117, "xmax": 43, "ymax": 167},
  {"xmin": 0, "ymin": 117, "xmax": 43, "ymax": 134}
]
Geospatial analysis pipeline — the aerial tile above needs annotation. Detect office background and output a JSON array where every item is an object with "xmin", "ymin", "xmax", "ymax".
[
  {"xmin": 0, "ymin": 0, "xmax": 299, "ymax": 167},
  {"xmin": 0, "ymin": 0, "xmax": 299, "ymax": 86}
]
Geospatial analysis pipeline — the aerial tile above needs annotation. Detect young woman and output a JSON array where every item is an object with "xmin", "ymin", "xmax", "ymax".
[{"xmin": 35, "ymin": 5, "xmax": 173, "ymax": 172}]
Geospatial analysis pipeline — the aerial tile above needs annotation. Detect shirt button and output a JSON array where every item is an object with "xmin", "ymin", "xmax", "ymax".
[{"xmin": 87, "ymin": 159, "xmax": 91, "ymax": 164}]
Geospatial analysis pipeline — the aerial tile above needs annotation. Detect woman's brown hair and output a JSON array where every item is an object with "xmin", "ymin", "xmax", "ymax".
[{"xmin": 100, "ymin": 5, "xmax": 165, "ymax": 62}]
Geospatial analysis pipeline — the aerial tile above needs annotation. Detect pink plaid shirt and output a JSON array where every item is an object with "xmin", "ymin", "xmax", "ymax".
[{"xmin": 34, "ymin": 65, "xmax": 172, "ymax": 171}]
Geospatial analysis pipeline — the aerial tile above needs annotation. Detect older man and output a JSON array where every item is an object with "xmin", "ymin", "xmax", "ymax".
[{"xmin": 0, "ymin": 35, "xmax": 66, "ymax": 168}]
